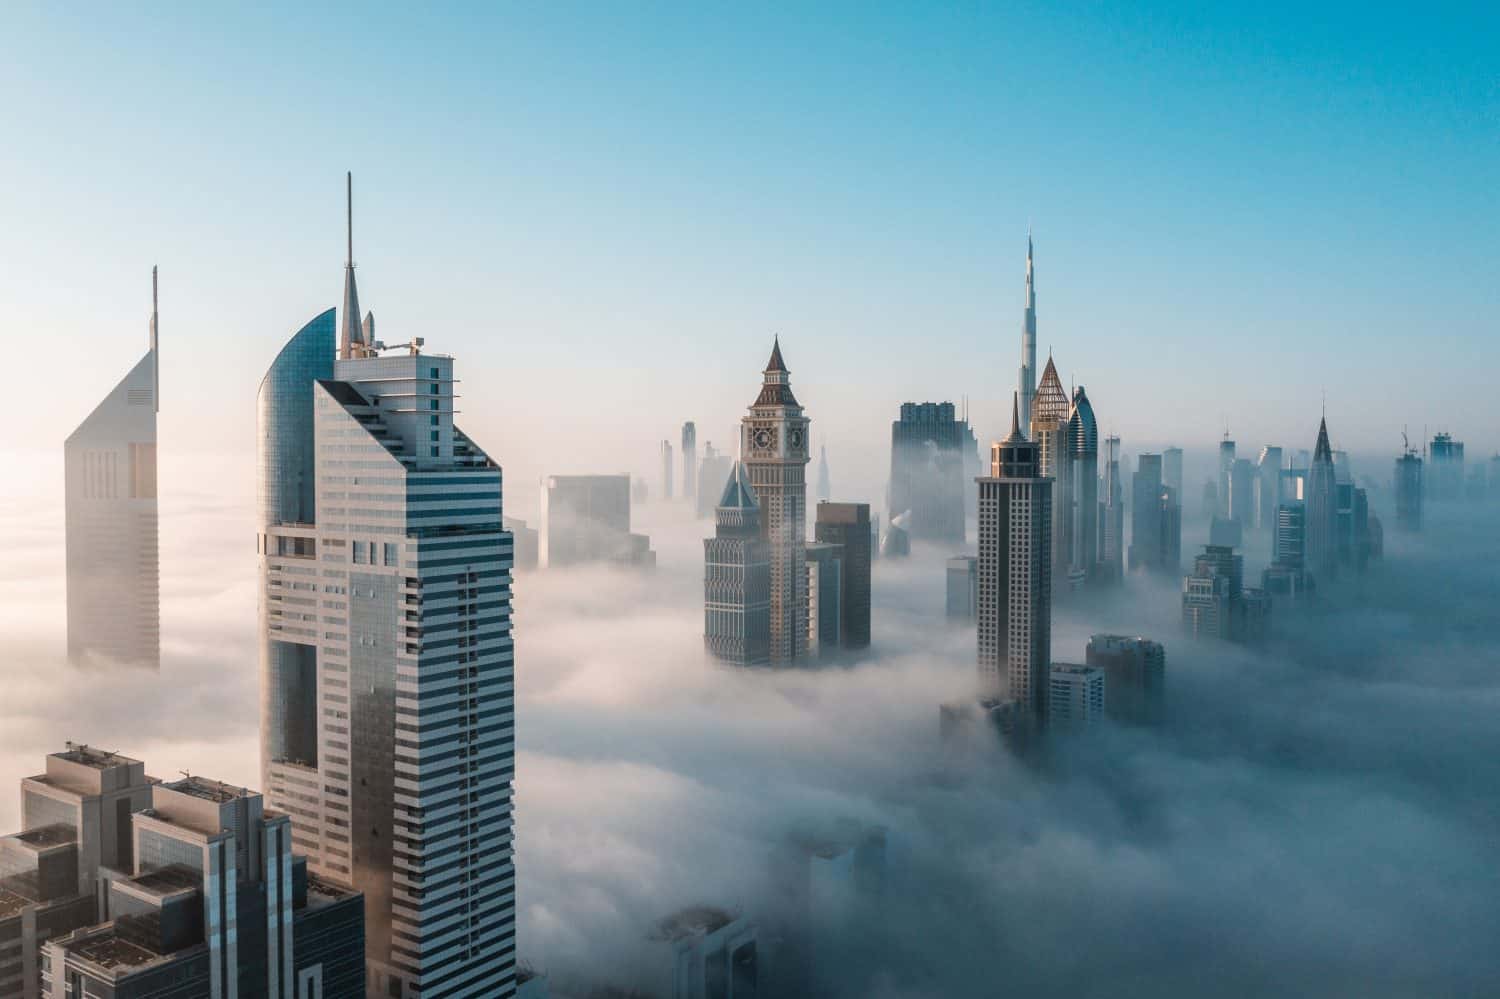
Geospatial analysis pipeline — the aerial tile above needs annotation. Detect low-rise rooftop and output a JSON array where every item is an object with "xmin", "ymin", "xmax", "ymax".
[{"xmin": 650, "ymin": 905, "xmax": 736, "ymax": 942}]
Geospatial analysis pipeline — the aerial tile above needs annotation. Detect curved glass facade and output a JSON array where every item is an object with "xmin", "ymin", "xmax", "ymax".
[
  {"xmin": 259, "ymin": 310, "xmax": 334, "ymax": 776},
  {"xmin": 257, "ymin": 309, "xmax": 335, "ymax": 527}
]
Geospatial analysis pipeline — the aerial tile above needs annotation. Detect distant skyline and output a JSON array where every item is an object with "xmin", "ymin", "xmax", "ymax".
[{"xmin": 3, "ymin": 3, "xmax": 1496, "ymax": 494}]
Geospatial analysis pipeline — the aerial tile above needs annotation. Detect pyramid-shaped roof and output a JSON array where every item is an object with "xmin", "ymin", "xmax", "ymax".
[
  {"xmin": 1033, "ymin": 355, "xmax": 1069, "ymax": 426},
  {"xmin": 1313, "ymin": 416, "xmax": 1333, "ymax": 464},
  {"xmin": 718, "ymin": 461, "xmax": 759, "ymax": 509}
]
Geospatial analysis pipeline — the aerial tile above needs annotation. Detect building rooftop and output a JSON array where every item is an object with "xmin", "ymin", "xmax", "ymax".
[
  {"xmin": 649, "ymin": 905, "xmax": 736, "ymax": 942},
  {"xmin": 61, "ymin": 926, "xmax": 181, "ymax": 973},
  {"xmin": 54, "ymin": 744, "xmax": 142, "ymax": 771},
  {"xmin": 126, "ymin": 865, "xmax": 201, "ymax": 898},
  {"xmin": 1051, "ymin": 662, "xmax": 1103, "ymax": 678},
  {"xmin": 0, "ymin": 885, "xmax": 34, "ymax": 919},
  {"xmin": 304, "ymin": 873, "xmax": 361, "ymax": 909},
  {"xmin": 161, "ymin": 775, "xmax": 254, "ymax": 804},
  {"xmin": 14, "ymin": 823, "xmax": 77, "ymax": 849}
]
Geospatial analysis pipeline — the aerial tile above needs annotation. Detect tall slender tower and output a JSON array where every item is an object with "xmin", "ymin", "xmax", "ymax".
[
  {"xmin": 977, "ymin": 395, "xmax": 1052, "ymax": 717},
  {"xmin": 682, "ymin": 421, "xmax": 698, "ymax": 500},
  {"xmin": 1017, "ymin": 232, "xmax": 1038, "ymax": 432},
  {"xmin": 1307, "ymin": 415, "xmax": 1339, "ymax": 581},
  {"xmin": 64, "ymin": 268, "xmax": 161, "ymax": 669},
  {"xmin": 1065, "ymin": 385, "xmax": 1099, "ymax": 582},
  {"xmin": 741, "ymin": 338, "xmax": 811, "ymax": 664},
  {"xmin": 816, "ymin": 444, "xmax": 831, "ymax": 502},
  {"xmin": 259, "ymin": 179, "xmax": 518, "ymax": 998},
  {"xmin": 1098, "ymin": 434, "xmax": 1124, "ymax": 581}
]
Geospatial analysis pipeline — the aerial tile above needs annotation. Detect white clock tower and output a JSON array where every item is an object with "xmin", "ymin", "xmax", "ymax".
[{"xmin": 741, "ymin": 337, "xmax": 811, "ymax": 664}]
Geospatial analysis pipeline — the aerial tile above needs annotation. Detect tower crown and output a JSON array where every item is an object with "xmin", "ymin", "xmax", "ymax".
[{"xmin": 752, "ymin": 336, "xmax": 800, "ymax": 407}]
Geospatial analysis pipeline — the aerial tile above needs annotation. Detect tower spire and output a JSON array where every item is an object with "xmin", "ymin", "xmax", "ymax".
[
  {"xmin": 150, "ymin": 265, "xmax": 159, "ymax": 412},
  {"xmin": 339, "ymin": 171, "xmax": 364, "ymax": 359},
  {"xmin": 1018, "ymin": 229, "xmax": 1037, "ymax": 432}
]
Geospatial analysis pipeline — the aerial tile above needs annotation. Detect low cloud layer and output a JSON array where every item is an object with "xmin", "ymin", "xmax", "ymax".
[{"xmin": 3, "ymin": 461, "xmax": 1496, "ymax": 997}]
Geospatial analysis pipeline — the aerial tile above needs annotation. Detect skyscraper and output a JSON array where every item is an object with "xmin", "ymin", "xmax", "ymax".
[
  {"xmin": 541, "ymin": 474, "xmax": 654, "ymax": 567},
  {"xmin": 697, "ymin": 442, "xmax": 734, "ymax": 519},
  {"xmin": 946, "ymin": 555, "xmax": 979, "ymax": 620},
  {"xmin": 64, "ymin": 268, "xmax": 160, "ymax": 669},
  {"xmin": 1097, "ymin": 435, "xmax": 1124, "ymax": 582},
  {"xmin": 1086, "ymin": 635, "xmax": 1166, "ymax": 725},
  {"xmin": 1030, "ymin": 357, "xmax": 1070, "ymax": 579},
  {"xmin": 1047, "ymin": 664, "xmax": 1106, "ymax": 726},
  {"xmin": 1229, "ymin": 458, "xmax": 1255, "ymax": 527},
  {"xmin": 742, "ymin": 338, "xmax": 811, "ymax": 664},
  {"xmin": 1255, "ymin": 446, "xmax": 1283, "ymax": 531},
  {"xmin": 888, "ymin": 401, "xmax": 978, "ymax": 544},
  {"xmin": 660, "ymin": 438, "xmax": 675, "ymax": 500},
  {"xmin": 1394, "ymin": 443, "xmax": 1423, "ymax": 532},
  {"xmin": 1428, "ymin": 432, "xmax": 1465, "ymax": 501},
  {"xmin": 681, "ymin": 421, "xmax": 697, "ymax": 500},
  {"xmin": 1064, "ymin": 385, "xmax": 1098, "ymax": 582},
  {"xmin": 1217, "ymin": 434, "xmax": 1236, "ymax": 519},
  {"xmin": 1307, "ymin": 416, "xmax": 1339, "ymax": 582},
  {"xmin": 258, "ymin": 176, "xmax": 518, "ymax": 998},
  {"xmin": 1129, "ymin": 453, "xmax": 1180, "ymax": 574},
  {"xmin": 814, "ymin": 502, "xmax": 872, "ymax": 650},
  {"xmin": 804, "ymin": 541, "xmax": 843, "ymax": 656},
  {"xmin": 977, "ymin": 396, "xmax": 1052, "ymax": 717},
  {"xmin": 704, "ymin": 462, "xmax": 771, "ymax": 666},
  {"xmin": 1017, "ymin": 231, "xmax": 1038, "ymax": 432},
  {"xmin": 1162, "ymin": 446, "xmax": 1184, "ymax": 500},
  {"xmin": 816, "ymin": 444, "xmax": 832, "ymax": 503}
]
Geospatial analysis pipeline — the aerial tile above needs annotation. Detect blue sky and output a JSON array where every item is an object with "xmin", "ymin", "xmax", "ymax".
[{"xmin": 2, "ymin": 2, "xmax": 1495, "ymax": 501}]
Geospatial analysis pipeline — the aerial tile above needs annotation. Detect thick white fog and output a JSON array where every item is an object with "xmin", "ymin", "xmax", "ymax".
[{"xmin": 2, "ymin": 443, "xmax": 1498, "ymax": 996}]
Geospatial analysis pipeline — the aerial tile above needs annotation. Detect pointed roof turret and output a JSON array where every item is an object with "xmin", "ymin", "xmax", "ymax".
[
  {"xmin": 765, "ymin": 335, "xmax": 787, "ymax": 373},
  {"xmin": 1313, "ymin": 416, "xmax": 1334, "ymax": 464},
  {"xmin": 338, "ymin": 172, "xmax": 365, "ymax": 360},
  {"xmin": 362, "ymin": 310, "xmax": 375, "ymax": 346},
  {"xmin": 752, "ymin": 336, "xmax": 800, "ymax": 407},
  {"xmin": 1032, "ymin": 355, "xmax": 1069, "ymax": 427},
  {"xmin": 1003, "ymin": 392, "xmax": 1026, "ymax": 444}
]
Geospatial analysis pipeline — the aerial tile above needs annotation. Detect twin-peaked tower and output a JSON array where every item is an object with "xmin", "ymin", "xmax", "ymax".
[
  {"xmin": 741, "ymin": 338, "xmax": 811, "ymax": 663},
  {"xmin": 257, "ymin": 175, "xmax": 518, "ymax": 999}
]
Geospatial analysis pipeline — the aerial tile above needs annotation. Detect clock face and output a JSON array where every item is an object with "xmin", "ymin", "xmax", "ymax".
[
  {"xmin": 752, "ymin": 427, "xmax": 773, "ymax": 451},
  {"xmin": 790, "ymin": 428, "xmax": 804, "ymax": 449}
]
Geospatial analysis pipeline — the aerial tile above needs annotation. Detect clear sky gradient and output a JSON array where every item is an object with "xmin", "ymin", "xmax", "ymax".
[{"xmin": 2, "ymin": 2, "xmax": 1496, "ymax": 500}]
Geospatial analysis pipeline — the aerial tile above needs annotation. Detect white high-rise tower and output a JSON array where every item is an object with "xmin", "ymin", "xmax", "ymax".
[
  {"xmin": 1017, "ymin": 231, "xmax": 1038, "ymax": 432},
  {"xmin": 259, "ymin": 176, "xmax": 518, "ymax": 998}
]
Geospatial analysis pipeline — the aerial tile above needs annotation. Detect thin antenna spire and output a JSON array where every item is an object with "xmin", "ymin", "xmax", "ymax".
[
  {"xmin": 346, "ymin": 170, "xmax": 354, "ymax": 268},
  {"xmin": 339, "ymin": 171, "xmax": 364, "ymax": 359}
]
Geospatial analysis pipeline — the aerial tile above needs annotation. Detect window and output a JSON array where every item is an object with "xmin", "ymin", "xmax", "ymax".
[
  {"xmin": 430, "ymin": 446, "xmax": 440, "ymax": 457},
  {"xmin": 384, "ymin": 543, "xmax": 399, "ymax": 566},
  {"xmin": 429, "ymin": 400, "xmax": 439, "ymax": 411},
  {"xmin": 430, "ymin": 431, "xmax": 440, "ymax": 442},
  {"xmin": 352, "ymin": 541, "xmax": 368, "ymax": 564},
  {"xmin": 429, "ymin": 383, "xmax": 439, "ymax": 395},
  {"xmin": 430, "ymin": 415, "xmax": 439, "ymax": 426}
]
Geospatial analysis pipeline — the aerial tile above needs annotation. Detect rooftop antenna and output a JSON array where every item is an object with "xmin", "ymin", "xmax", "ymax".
[{"xmin": 346, "ymin": 170, "xmax": 354, "ymax": 271}]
